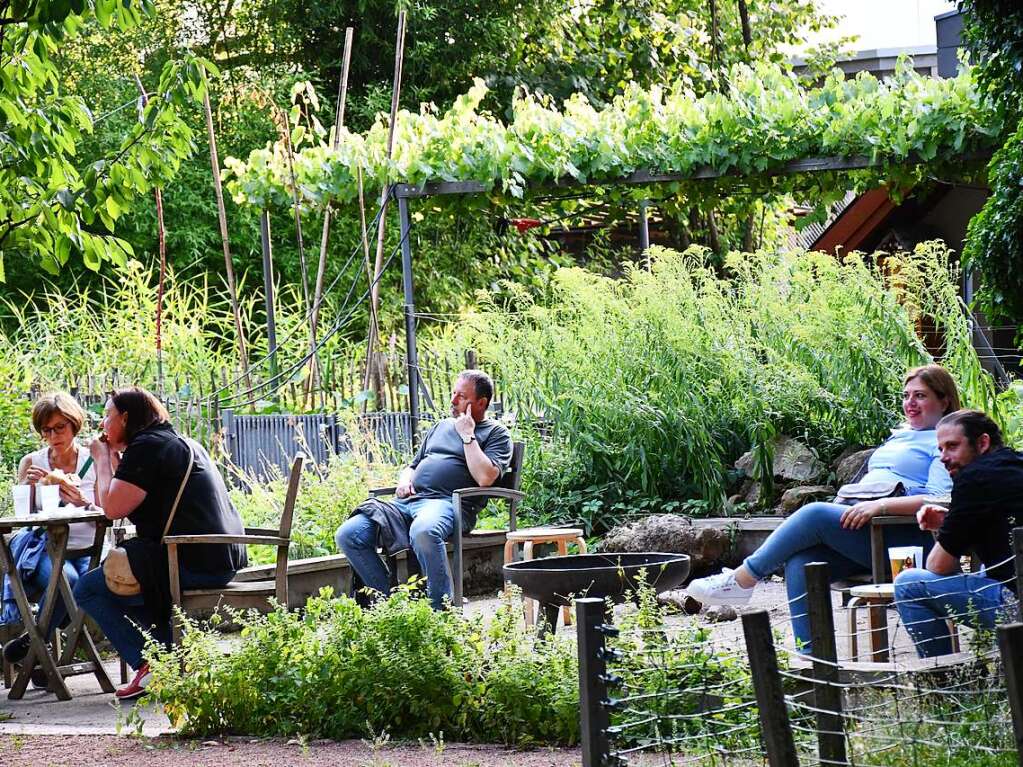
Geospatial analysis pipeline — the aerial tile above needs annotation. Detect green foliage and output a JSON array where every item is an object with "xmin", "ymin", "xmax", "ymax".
[
  {"xmin": 958, "ymin": 0, "xmax": 1023, "ymax": 324},
  {"xmin": 146, "ymin": 587, "xmax": 580, "ymax": 745},
  {"xmin": 459, "ymin": 242, "xmax": 998, "ymax": 527},
  {"xmin": 0, "ymin": 0, "xmax": 211, "ymax": 279},
  {"xmin": 225, "ymin": 62, "xmax": 1000, "ymax": 214},
  {"xmin": 230, "ymin": 442, "xmax": 392, "ymax": 565},
  {"xmin": 607, "ymin": 575, "xmax": 761, "ymax": 752},
  {"xmin": 0, "ymin": 352, "xmax": 35, "ymax": 471}
]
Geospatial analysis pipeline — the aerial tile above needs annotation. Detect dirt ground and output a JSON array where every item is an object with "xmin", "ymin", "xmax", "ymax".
[{"xmin": 0, "ymin": 734, "xmax": 581, "ymax": 766}]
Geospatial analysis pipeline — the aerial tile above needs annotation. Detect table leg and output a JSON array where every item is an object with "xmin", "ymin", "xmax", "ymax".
[
  {"xmin": 0, "ymin": 528, "xmax": 71, "ymax": 700},
  {"xmin": 523, "ymin": 541, "xmax": 535, "ymax": 627},
  {"xmin": 55, "ymin": 563, "xmax": 114, "ymax": 694},
  {"xmin": 867, "ymin": 602, "xmax": 890, "ymax": 663},
  {"xmin": 557, "ymin": 538, "xmax": 572, "ymax": 627}
]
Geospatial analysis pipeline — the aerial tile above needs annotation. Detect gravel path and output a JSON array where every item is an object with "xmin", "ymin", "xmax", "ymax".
[{"xmin": 0, "ymin": 734, "xmax": 581, "ymax": 766}]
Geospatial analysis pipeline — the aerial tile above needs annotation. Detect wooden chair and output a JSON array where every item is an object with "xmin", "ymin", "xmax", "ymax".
[
  {"xmin": 165, "ymin": 453, "xmax": 304, "ymax": 645},
  {"xmin": 369, "ymin": 441, "xmax": 525, "ymax": 608}
]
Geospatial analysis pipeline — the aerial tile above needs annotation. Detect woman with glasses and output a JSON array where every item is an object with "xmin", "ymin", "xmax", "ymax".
[{"xmin": 2, "ymin": 392, "xmax": 98, "ymax": 679}]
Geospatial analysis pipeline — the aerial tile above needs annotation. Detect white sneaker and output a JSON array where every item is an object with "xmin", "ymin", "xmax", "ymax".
[{"xmin": 686, "ymin": 568, "xmax": 755, "ymax": 606}]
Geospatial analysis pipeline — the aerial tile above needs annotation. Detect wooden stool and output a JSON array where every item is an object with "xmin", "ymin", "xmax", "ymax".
[
  {"xmin": 504, "ymin": 527, "xmax": 587, "ymax": 629},
  {"xmin": 848, "ymin": 583, "xmax": 959, "ymax": 662}
]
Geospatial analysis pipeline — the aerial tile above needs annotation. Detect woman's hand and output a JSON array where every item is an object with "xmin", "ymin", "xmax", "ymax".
[
  {"xmin": 839, "ymin": 500, "xmax": 885, "ymax": 530},
  {"xmin": 59, "ymin": 483, "xmax": 87, "ymax": 507},
  {"xmin": 23, "ymin": 465, "xmax": 47, "ymax": 485}
]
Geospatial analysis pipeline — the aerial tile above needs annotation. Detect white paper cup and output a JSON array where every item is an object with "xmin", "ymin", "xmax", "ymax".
[
  {"xmin": 12, "ymin": 485, "xmax": 32, "ymax": 518},
  {"xmin": 888, "ymin": 546, "xmax": 923, "ymax": 579},
  {"xmin": 39, "ymin": 484, "xmax": 61, "ymax": 514}
]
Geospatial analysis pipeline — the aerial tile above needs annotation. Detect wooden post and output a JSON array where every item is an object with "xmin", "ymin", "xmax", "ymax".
[
  {"xmin": 742, "ymin": 610, "xmax": 799, "ymax": 767},
  {"xmin": 805, "ymin": 561, "xmax": 846, "ymax": 767},
  {"xmin": 998, "ymin": 622, "xmax": 1023, "ymax": 766}
]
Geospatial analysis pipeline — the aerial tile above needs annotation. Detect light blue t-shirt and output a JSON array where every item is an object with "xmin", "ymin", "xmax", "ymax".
[{"xmin": 863, "ymin": 427, "xmax": 951, "ymax": 496}]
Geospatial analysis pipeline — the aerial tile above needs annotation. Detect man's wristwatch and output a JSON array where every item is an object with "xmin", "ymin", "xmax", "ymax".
[{"xmin": 461, "ymin": 434, "xmax": 476, "ymax": 445}]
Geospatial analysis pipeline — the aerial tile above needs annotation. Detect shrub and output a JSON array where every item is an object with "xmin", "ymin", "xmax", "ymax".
[
  {"xmin": 457, "ymin": 242, "xmax": 1002, "ymax": 527},
  {"xmin": 146, "ymin": 586, "xmax": 580, "ymax": 745}
]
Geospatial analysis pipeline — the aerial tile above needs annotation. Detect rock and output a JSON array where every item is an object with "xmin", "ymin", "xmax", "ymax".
[
  {"xmin": 657, "ymin": 590, "xmax": 703, "ymax": 615},
  {"xmin": 779, "ymin": 485, "xmax": 836, "ymax": 514},
  {"xmin": 741, "ymin": 481, "xmax": 763, "ymax": 507},
  {"xmin": 834, "ymin": 447, "xmax": 875, "ymax": 487},
  {"xmin": 735, "ymin": 435, "xmax": 825, "ymax": 483},
  {"xmin": 598, "ymin": 514, "xmax": 731, "ymax": 572},
  {"xmin": 704, "ymin": 605, "xmax": 738, "ymax": 622}
]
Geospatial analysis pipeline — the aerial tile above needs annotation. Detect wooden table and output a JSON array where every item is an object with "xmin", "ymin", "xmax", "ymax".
[{"xmin": 0, "ymin": 509, "xmax": 114, "ymax": 700}]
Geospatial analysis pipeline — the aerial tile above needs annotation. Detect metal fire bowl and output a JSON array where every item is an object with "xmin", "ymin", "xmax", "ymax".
[{"xmin": 503, "ymin": 552, "xmax": 691, "ymax": 607}]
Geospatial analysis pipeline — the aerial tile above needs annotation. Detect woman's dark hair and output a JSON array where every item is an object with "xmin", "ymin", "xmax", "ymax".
[
  {"xmin": 109, "ymin": 387, "xmax": 171, "ymax": 443},
  {"xmin": 904, "ymin": 364, "xmax": 961, "ymax": 414},
  {"xmin": 938, "ymin": 409, "xmax": 1004, "ymax": 449}
]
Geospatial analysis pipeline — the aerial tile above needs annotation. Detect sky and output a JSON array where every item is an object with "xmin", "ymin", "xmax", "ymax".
[{"xmin": 799, "ymin": 0, "xmax": 958, "ymax": 52}]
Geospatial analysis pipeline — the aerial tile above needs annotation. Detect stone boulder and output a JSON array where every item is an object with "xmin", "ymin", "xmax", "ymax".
[
  {"xmin": 704, "ymin": 605, "xmax": 738, "ymax": 622},
  {"xmin": 834, "ymin": 447, "xmax": 876, "ymax": 488},
  {"xmin": 735, "ymin": 435, "xmax": 825, "ymax": 483},
  {"xmin": 779, "ymin": 485, "xmax": 836, "ymax": 514},
  {"xmin": 598, "ymin": 514, "xmax": 731, "ymax": 572}
]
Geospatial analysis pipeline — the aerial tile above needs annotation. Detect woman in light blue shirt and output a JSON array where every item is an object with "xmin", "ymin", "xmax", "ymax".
[{"xmin": 688, "ymin": 365, "xmax": 960, "ymax": 652}]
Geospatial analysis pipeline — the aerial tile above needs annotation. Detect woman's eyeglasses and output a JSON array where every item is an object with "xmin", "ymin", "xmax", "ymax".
[{"xmin": 40, "ymin": 421, "xmax": 71, "ymax": 437}]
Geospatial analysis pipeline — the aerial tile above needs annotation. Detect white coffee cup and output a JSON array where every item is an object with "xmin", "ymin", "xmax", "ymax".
[
  {"xmin": 12, "ymin": 485, "xmax": 32, "ymax": 518},
  {"xmin": 888, "ymin": 545, "xmax": 923, "ymax": 579},
  {"xmin": 39, "ymin": 484, "xmax": 61, "ymax": 514}
]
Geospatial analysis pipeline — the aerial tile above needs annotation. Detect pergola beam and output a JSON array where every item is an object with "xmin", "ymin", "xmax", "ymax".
[{"xmin": 392, "ymin": 150, "xmax": 991, "ymax": 200}]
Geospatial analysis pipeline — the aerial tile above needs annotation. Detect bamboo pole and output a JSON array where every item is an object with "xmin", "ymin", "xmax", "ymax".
[
  {"xmin": 134, "ymin": 74, "xmax": 167, "ymax": 398},
  {"xmin": 364, "ymin": 11, "xmax": 407, "ymax": 386},
  {"xmin": 309, "ymin": 27, "xmax": 355, "ymax": 388},
  {"xmin": 202, "ymin": 77, "xmax": 252, "ymax": 393}
]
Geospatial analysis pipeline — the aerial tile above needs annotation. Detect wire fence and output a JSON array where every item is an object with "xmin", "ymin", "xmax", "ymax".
[{"xmin": 577, "ymin": 530, "xmax": 1023, "ymax": 767}]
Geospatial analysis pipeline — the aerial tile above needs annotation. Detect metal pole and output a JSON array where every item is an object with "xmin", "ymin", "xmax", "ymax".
[
  {"xmin": 397, "ymin": 193, "xmax": 420, "ymax": 448},
  {"xmin": 639, "ymin": 199, "xmax": 650, "ymax": 269},
  {"xmin": 805, "ymin": 561, "xmax": 846, "ymax": 767},
  {"xmin": 742, "ymin": 610, "xmax": 800, "ymax": 767},
  {"xmin": 1014, "ymin": 527, "xmax": 1023, "ymax": 600},
  {"xmin": 998, "ymin": 622, "xmax": 1023, "ymax": 766},
  {"xmin": 259, "ymin": 210, "xmax": 280, "ymax": 392},
  {"xmin": 577, "ymin": 597, "xmax": 613, "ymax": 767}
]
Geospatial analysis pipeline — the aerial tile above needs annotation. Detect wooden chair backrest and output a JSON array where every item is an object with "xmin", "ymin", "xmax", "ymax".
[
  {"xmin": 500, "ymin": 441, "xmax": 525, "ymax": 492},
  {"xmin": 275, "ymin": 453, "xmax": 304, "ymax": 602}
]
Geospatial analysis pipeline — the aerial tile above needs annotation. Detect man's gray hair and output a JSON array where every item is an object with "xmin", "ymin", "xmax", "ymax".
[{"xmin": 458, "ymin": 369, "xmax": 494, "ymax": 402}]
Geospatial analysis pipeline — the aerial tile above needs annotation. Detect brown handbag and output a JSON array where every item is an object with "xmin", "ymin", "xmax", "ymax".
[{"xmin": 103, "ymin": 444, "xmax": 194, "ymax": 597}]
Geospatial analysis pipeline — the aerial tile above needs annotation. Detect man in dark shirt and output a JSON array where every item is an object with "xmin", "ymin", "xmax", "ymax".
[
  {"xmin": 895, "ymin": 409, "xmax": 1023, "ymax": 657},
  {"xmin": 336, "ymin": 370, "xmax": 513, "ymax": 609}
]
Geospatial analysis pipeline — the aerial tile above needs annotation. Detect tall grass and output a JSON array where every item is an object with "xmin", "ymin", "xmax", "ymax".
[
  {"xmin": 455, "ymin": 242, "xmax": 1001, "ymax": 525},
  {"xmin": 0, "ymin": 259, "xmax": 362, "ymax": 404}
]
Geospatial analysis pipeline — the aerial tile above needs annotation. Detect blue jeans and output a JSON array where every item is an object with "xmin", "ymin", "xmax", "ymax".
[
  {"xmin": 74, "ymin": 566, "xmax": 235, "ymax": 670},
  {"xmin": 26, "ymin": 554, "xmax": 91, "ymax": 635},
  {"xmin": 335, "ymin": 497, "xmax": 456, "ymax": 610},
  {"xmin": 894, "ymin": 568, "xmax": 1015, "ymax": 657},
  {"xmin": 743, "ymin": 502, "xmax": 932, "ymax": 652}
]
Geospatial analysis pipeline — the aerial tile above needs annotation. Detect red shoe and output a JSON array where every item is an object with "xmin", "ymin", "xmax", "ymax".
[{"xmin": 115, "ymin": 662, "xmax": 151, "ymax": 701}]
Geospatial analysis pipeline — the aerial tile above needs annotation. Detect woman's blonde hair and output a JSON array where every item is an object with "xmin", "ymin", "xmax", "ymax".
[
  {"xmin": 31, "ymin": 392, "xmax": 87, "ymax": 436},
  {"xmin": 904, "ymin": 364, "xmax": 961, "ymax": 414}
]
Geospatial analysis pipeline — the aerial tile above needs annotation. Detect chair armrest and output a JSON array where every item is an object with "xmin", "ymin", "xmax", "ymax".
[
  {"xmin": 164, "ymin": 534, "xmax": 289, "ymax": 546},
  {"xmin": 369, "ymin": 486, "xmax": 397, "ymax": 498},
  {"xmin": 870, "ymin": 515, "xmax": 919, "ymax": 527},
  {"xmin": 452, "ymin": 487, "xmax": 525, "ymax": 503}
]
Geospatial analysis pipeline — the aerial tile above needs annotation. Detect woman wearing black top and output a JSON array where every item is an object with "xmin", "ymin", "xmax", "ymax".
[{"xmin": 74, "ymin": 387, "xmax": 247, "ymax": 700}]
